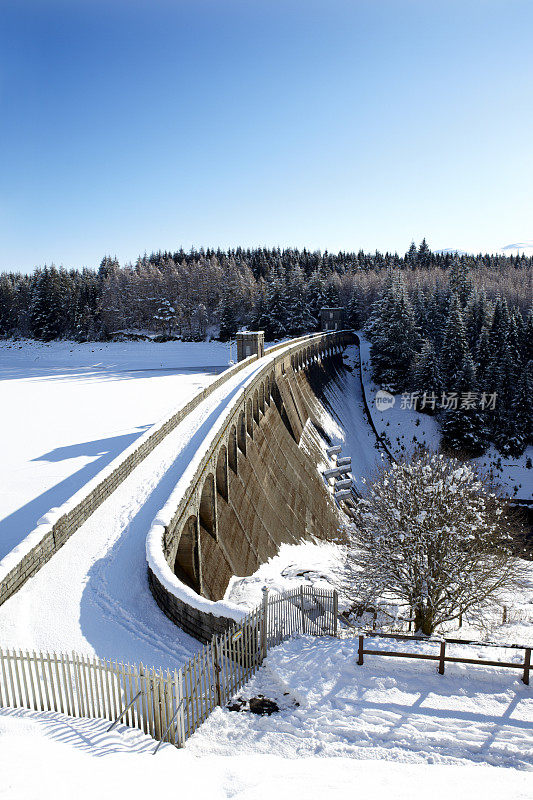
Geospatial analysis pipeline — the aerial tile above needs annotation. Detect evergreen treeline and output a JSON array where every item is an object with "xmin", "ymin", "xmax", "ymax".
[
  {"xmin": 365, "ymin": 260, "xmax": 533, "ymax": 458},
  {"xmin": 0, "ymin": 241, "xmax": 531, "ymax": 343},
  {"xmin": 1, "ymin": 240, "xmax": 531, "ymax": 458}
]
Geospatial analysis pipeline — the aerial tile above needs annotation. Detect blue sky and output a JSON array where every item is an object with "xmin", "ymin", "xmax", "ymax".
[{"xmin": 1, "ymin": 0, "xmax": 532, "ymax": 272}]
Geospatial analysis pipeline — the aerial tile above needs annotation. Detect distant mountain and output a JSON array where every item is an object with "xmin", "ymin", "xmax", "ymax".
[{"xmin": 501, "ymin": 241, "xmax": 533, "ymax": 255}]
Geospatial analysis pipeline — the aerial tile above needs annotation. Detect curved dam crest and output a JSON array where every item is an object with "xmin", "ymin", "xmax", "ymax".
[{"xmin": 147, "ymin": 331, "xmax": 354, "ymax": 642}]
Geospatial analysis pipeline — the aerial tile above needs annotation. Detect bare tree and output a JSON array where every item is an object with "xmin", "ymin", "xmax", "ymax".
[{"xmin": 345, "ymin": 452, "xmax": 526, "ymax": 635}]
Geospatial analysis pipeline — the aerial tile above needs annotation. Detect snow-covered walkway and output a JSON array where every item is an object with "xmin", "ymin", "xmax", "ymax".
[{"xmin": 0, "ymin": 351, "xmax": 272, "ymax": 669}]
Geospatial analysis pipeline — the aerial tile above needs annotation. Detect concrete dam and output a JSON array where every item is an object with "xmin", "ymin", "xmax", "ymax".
[{"xmin": 147, "ymin": 330, "xmax": 354, "ymax": 641}]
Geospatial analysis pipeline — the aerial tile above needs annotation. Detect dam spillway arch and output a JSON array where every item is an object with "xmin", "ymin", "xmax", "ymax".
[{"xmin": 147, "ymin": 330, "xmax": 354, "ymax": 642}]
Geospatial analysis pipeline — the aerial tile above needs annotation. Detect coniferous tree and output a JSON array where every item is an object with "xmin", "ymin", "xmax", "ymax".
[
  {"xmin": 305, "ymin": 270, "xmax": 326, "ymax": 329},
  {"xmin": 261, "ymin": 267, "xmax": 288, "ymax": 339},
  {"xmin": 405, "ymin": 241, "xmax": 418, "ymax": 269},
  {"xmin": 440, "ymin": 294, "xmax": 470, "ymax": 389},
  {"xmin": 411, "ymin": 340, "xmax": 442, "ymax": 414},
  {"xmin": 417, "ymin": 238, "xmax": 432, "ymax": 270},
  {"xmin": 475, "ymin": 325, "xmax": 492, "ymax": 387},
  {"xmin": 441, "ymin": 354, "xmax": 487, "ymax": 456},
  {"xmin": 449, "ymin": 257, "xmax": 472, "ymax": 306},
  {"xmin": 524, "ymin": 308, "xmax": 533, "ymax": 363},
  {"xmin": 0, "ymin": 275, "xmax": 17, "ymax": 336},
  {"xmin": 285, "ymin": 265, "xmax": 314, "ymax": 335},
  {"xmin": 511, "ymin": 362, "xmax": 533, "ymax": 454},
  {"xmin": 490, "ymin": 343, "xmax": 519, "ymax": 455},
  {"xmin": 346, "ymin": 287, "xmax": 365, "ymax": 330},
  {"xmin": 367, "ymin": 276, "xmax": 419, "ymax": 392}
]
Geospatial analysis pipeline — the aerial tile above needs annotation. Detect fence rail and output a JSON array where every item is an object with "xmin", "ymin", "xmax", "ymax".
[
  {"xmin": 0, "ymin": 586, "xmax": 338, "ymax": 750},
  {"xmin": 352, "ymin": 631, "xmax": 531, "ymax": 685}
]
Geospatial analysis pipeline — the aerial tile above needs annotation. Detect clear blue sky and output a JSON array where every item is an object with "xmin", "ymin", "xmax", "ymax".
[{"xmin": 1, "ymin": 0, "xmax": 532, "ymax": 273}]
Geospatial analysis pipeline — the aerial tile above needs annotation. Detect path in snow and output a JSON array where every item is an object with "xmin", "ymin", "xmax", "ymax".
[{"xmin": 0, "ymin": 352, "xmax": 270, "ymax": 669}]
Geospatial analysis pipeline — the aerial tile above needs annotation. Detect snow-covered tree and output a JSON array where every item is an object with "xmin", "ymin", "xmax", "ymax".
[
  {"xmin": 285, "ymin": 265, "xmax": 314, "ymax": 334},
  {"xmin": 449, "ymin": 257, "xmax": 472, "ymax": 306},
  {"xmin": 411, "ymin": 339, "xmax": 442, "ymax": 414},
  {"xmin": 440, "ymin": 294, "xmax": 470, "ymax": 388},
  {"xmin": 344, "ymin": 452, "xmax": 525, "ymax": 635},
  {"xmin": 366, "ymin": 276, "xmax": 419, "ymax": 392},
  {"xmin": 510, "ymin": 361, "xmax": 533, "ymax": 453},
  {"xmin": 417, "ymin": 237, "xmax": 432, "ymax": 270},
  {"xmin": 345, "ymin": 287, "xmax": 366, "ymax": 330},
  {"xmin": 154, "ymin": 299, "xmax": 176, "ymax": 337},
  {"xmin": 441, "ymin": 354, "xmax": 487, "ymax": 456}
]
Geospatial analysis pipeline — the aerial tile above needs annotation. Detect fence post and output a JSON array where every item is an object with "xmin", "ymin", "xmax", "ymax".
[
  {"xmin": 299, "ymin": 585, "xmax": 306, "ymax": 634},
  {"xmin": 333, "ymin": 590, "xmax": 338, "ymax": 637},
  {"xmin": 213, "ymin": 639, "xmax": 223, "ymax": 706},
  {"xmin": 357, "ymin": 635, "xmax": 364, "ymax": 666},
  {"xmin": 260, "ymin": 587, "xmax": 269, "ymax": 662},
  {"xmin": 438, "ymin": 641, "xmax": 446, "ymax": 675},
  {"xmin": 523, "ymin": 648, "xmax": 531, "ymax": 686}
]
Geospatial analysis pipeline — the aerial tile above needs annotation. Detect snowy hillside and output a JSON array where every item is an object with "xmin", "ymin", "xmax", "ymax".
[
  {"xmin": 357, "ymin": 338, "xmax": 533, "ymax": 502},
  {"xmin": 501, "ymin": 241, "xmax": 533, "ymax": 257}
]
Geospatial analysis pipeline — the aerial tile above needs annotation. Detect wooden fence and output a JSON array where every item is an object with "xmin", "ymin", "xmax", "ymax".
[
  {"xmin": 4, "ymin": 589, "xmax": 527, "ymax": 752},
  {"xmin": 352, "ymin": 631, "xmax": 531, "ymax": 685},
  {"xmin": 0, "ymin": 586, "xmax": 338, "ymax": 750}
]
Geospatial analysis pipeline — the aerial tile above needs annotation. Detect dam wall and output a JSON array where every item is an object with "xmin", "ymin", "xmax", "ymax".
[{"xmin": 147, "ymin": 331, "xmax": 354, "ymax": 642}]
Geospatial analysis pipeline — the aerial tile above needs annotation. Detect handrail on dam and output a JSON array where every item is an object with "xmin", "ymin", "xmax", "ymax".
[{"xmin": 146, "ymin": 329, "xmax": 354, "ymax": 641}]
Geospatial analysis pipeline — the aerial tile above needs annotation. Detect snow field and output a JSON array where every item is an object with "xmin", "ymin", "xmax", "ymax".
[
  {"xmin": 187, "ymin": 635, "xmax": 533, "ymax": 772},
  {"xmin": 1, "ymin": 706, "xmax": 531, "ymax": 800},
  {"xmin": 0, "ymin": 339, "xmax": 232, "ymax": 561}
]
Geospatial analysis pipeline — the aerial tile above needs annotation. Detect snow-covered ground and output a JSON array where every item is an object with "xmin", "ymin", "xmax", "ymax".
[
  {"xmin": 358, "ymin": 337, "xmax": 533, "ymax": 502},
  {"xmin": 2, "ymin": 715, "xmax": 529, "ymax": 800},
  {"xmin": 0, "ymin": 339, "xmax": 233, "ymax": 561},
  {"xmin": 315, "ymin": 345, "xmax": 383, "ymax": 492},
  {"xmin": 185, "ymin": 635, "xmax": 532, "ymax": 787},
  {"xmin": 1, "ymin": 339, "xmax": 532, "ymax": 798},
  {"xmin": 225, "ymin": 541, "xmax": 347, "ymax": 610}
]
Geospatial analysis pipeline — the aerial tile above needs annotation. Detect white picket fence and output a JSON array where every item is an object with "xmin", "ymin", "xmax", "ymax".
[{"xmin": 0, "ymin": 586, "xmax": 338, "ymax": 749}]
